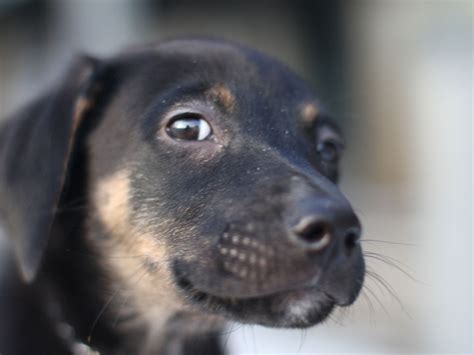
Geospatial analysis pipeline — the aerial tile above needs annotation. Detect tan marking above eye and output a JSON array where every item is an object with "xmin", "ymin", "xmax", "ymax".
[
  {"xmin": 301, "ymin": 103, "xmax": 320, "ymax": 126},
  {"xmin": 207, "ymin": 85, "xmax": 235, "ymax": 111}
]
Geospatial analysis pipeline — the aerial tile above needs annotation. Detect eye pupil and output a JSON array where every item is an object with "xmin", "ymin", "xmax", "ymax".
[{"xmin": 166, "ymin": 116, "xmax": 212, "ymax": 141}]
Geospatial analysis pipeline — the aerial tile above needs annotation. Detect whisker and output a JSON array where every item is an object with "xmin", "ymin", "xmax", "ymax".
[
  {"xmin": 69, "ymin": 250, "xmax": 152, "ymax": 260},
  {"xmin": 327, "ymin": 310, "xmax": 344, "ymax": 326},
  {"xmin": 360, "ymin": 289, "xmax": 375, "ymax": 325},
  {"xmin": 366, "ymin": 270, "xmax": 412, "ymax": 319},
  {"xmin": 250, "ymin": 325, "xmax": 257, "ymax": 354},
  {"xmin": 362, "ymin": 282, "xmax": 390, "ymax": 318},
  {"xmin": 57, "ymin": 205, "xmax": 91, "ymax": 213},
  {"xmin": 365, "ymin": 266, "xmax": 390, "ymax": 295},
  {"xmin": 111, "ymin": 268, "xmax": 155, "ymax": 328},
  {"xmin": 58, "ymin": 196, "xmax": 89, "ymax": 209},
  {"xmin": 361, "ymin": 239, "xmax": 418, "ymax": 247},
  {"xmin": 364, "ymin": 252, "xmax": 420, "ymax": 283},
  {"xmin": 222, "ymin": 323, "xmax": 244, "ymax": 353},
  {"xmin": 334, "ymin": 306, "xmax": 350, "ymax": 326},
  {"xmin": 217, "ymin": 323, "xmax": 244, "ymax": 337},
  {"xmin": 87, "ymin": 265, "xmax": 147, "ymax": 344},
  {"xmin": 296, "ymin": 328, "xmax": 307, "ymax": 354}
]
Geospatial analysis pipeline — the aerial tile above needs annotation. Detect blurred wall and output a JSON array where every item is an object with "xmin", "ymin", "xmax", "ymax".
[{"xmin": 0, "ymin": 0, "xmax": 472, "ymax": 354}]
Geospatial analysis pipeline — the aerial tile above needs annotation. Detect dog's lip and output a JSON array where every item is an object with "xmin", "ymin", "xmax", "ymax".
[
  {"xmin": 174, "ymin": 268, "xmax": 334, "ymax": 305},
  {"xmin": 171, "ymin": 257, "xmax": 328, "ymax": 300},
  {"xmin": 174, "ymin": 271, "xmax": 337, "ymax": 327},
  {"xmin": 172, "ymin": 263, "xmax": 322, "ymax": 300}
]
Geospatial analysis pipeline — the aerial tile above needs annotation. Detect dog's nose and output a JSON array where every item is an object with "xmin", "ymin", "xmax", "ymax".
[{"xmin": 289, "ymin": 203, "xmax": 361, "ymax": 257}]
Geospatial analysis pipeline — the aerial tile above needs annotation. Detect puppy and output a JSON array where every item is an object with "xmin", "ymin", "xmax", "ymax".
[{"xmin": 0, "ymin": 38, "xmax": 364, "ymax": 355}]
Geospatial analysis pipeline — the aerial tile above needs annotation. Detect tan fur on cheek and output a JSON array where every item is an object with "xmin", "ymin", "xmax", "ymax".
[
  {"xmin": 93, "ymin": 169, "xmax": 131, "ymax": 238},
  {"xmin": 91, "ymin": 169, "xmax": 195, "ymax": 334}
]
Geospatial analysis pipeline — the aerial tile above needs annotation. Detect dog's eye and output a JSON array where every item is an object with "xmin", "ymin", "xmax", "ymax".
[
  {"xmin": 317, "ymin": 140, "xmax": 341, "ymax": 163},
  {"xmin": 166, "ymin": 115, "xmax": 212, "ymax": 141}
]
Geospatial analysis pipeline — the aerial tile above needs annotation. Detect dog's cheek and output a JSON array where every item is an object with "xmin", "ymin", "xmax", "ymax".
[{"xmin": 89, "ymin": 169, "xmax": 194, "ymax": 327}]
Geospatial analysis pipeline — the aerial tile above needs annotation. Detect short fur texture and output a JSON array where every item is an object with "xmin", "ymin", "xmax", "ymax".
[{"xmin": 0, "ymin": 39, "xmax": 364, "ymax": 355}]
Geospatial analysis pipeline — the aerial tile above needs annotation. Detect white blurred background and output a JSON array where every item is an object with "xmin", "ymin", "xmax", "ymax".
[{"xmin": 0, "ymin": 0, "xmax": 472, "ymax": 354}]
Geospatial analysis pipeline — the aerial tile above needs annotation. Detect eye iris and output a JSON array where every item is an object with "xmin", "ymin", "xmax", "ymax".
[
  {"xmin": 169, "ymin": 119, "xmax": 200, "ymax": 140},
  {"xmin": 317, "ymin": 141, "xmax": 338, "ymax": 162},
  {"xmin": 167, "ymin": 118, "xmax": 211, "ymax": 141}
]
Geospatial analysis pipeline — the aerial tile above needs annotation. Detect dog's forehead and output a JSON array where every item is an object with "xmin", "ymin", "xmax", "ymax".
[
  {"xmin": 119, "ymin": 40, "xmax": 316, "ymax": 111},
  {"xmin": 149, "ymin": 39, "xmax": 294, "ymax": 81}
]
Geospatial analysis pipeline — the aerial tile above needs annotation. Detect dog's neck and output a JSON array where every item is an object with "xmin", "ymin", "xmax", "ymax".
[
  {"xmin": 42, "ymin": 283, "xmax": 225, "ymax": 355},
  {"xmin": 40, "ymin": 223, "xmax": 226, "ymax": 355}
]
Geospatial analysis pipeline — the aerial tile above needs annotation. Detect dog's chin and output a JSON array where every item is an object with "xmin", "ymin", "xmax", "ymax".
[
  {"xmin": 174, "ymin": 273, "xmax": 336, "ymax": 328},
  {"xmin": 222, "ymin": 289, "xmax": 336, "ymax": 328}
]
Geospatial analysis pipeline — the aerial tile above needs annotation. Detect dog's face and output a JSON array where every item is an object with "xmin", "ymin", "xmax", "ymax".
[
  {"xmin": 85, "ymin": 39, "xmax": 364, "ymax": 328},
  {"xmin": 0, "ymin": 39, "xmax": 364, "ymax": 331}
]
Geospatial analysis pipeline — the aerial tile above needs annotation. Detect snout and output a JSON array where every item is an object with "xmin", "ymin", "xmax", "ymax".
[
  {"xmin": 289, "ymin": 201, "xmax": 361, "ymax": 256},
  {"xmin": 171, "ymin": 172, "xmax": 365, "ymax": 327},
  {"xmin": 285, "ymin": 192, "xmax": 364, "ymax": 306},
  {"xmin": 175, "ymin": 175, "xmax": 364, "ymax": 300}
]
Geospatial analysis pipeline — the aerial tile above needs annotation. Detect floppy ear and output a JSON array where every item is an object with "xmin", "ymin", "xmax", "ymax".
[{"xmin": 0, "ymin": 56, "xmax": 103, "ymax": 282}]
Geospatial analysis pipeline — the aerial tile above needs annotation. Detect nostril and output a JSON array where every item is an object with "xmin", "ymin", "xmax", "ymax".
[
  {"xmin": 292, "ymin": 217, "xmax": 332, "ymax": 251},
  {"xmin": 300, "ymin": 222, "xmax": 327, "ymax": 243},
  {"xmin": 344, "ymin": 228, "xmax": 361, "ymax": 252}
]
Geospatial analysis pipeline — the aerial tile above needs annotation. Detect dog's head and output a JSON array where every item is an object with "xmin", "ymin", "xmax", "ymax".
[{"xmin": 0, "ymin": 39, "xmax": 364, "ymax": 329}]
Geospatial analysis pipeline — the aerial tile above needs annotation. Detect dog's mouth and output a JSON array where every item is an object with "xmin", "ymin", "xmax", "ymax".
[{"xmin": 172, "ymin": 262, "xmax": 337, "ymax": 328}]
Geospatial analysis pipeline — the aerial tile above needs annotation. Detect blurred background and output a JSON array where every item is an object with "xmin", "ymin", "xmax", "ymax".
[{"xmin": 0, "ymin": 0, "xmax": 472, "ymax": 353}]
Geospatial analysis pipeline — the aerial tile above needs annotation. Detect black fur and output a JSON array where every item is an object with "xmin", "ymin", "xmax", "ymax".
[{"xmin": 0, "ymin": 39, "xmax": 364, "ymax": 355}]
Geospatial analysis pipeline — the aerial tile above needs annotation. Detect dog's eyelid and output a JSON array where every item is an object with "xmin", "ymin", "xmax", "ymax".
[
  {"xmin": 316, "ymin": 122, "xmax": 344, "ymax": 146},
  {"xmin": 161, "ymin": 101, "xmax": 217, "ymax": 126},
  {"xmin": 164, "ymin": 107, "xmax": 205, "ymax": 120},
  {"xmin": 168, "ymin": 111, "xmax": 206, "ymax": 121}
]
